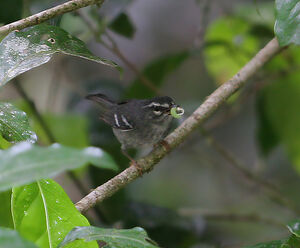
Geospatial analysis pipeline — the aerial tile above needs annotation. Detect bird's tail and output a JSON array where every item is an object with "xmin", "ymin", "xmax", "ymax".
[{"xmin": 86, "ymin": 93, "xmax": 116, "ymax": 125}]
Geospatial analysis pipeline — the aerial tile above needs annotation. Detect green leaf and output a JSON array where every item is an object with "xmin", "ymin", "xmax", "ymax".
[
  {"xmin": 244, "ymin": 220, "xmax": 300, "ymax": 247},
  {"xmin": 0, "ymin": 24, "xmax": 121, "ymax": 87},
  {"xmin": 244, "ymin": 236, "xmax": 300, "ymax": 248},
  {"xmin": 0, "ymin": 134, "xmax": 12, "ymax": 149},
  {"xmin": 0, "ymin": 190, "xmax": 13, "ymax": 228},
  {"xmin": 0, "ymin": 227, "xmax": 37, "ymax": 248},
  {"xmin": 243, "ymin": 240, "xmax": 285, "ymax": 248},
  {"xmin": 283, "ymin": 235, "xmax": 300, "ymax": 247},
  {"xmin": 125, "ymin": 51, "xmax": 189, "ymax": 98},
  {"xmin": 287, "ymin": 220, "xmax": 300, "ymax": 237},
  {"xmin": 12, "ymin": 179, "xmax": 97, "ymax": 248},
  {"xmin": 109, "ymin": 12, "xmax": 135, "ymax": 39},
  {"xmin": 58, "ymin": 226, "xmax": 159, "ymax": 248},
  {"xmin": 256, "ymin": 92, "xmax": 279, "ymax": 155},
  {"xmin": 0, "ymin": 102, "xmax": 37, "ymax": 144},
  {"xmin": 0, "ymin": 142, "xmax": 117, "ymax": 192},
  {"xmin": 258, "ymin": 73, "xmax": 300, "ymax": 173},
  {"xmin": 275, "ymin": 0, "xmax": 300, "ymax": 46},
  {"xmin": 204, "ymin": 17, "xmax": 260, "ymax": 84},
  {"xmin": 34, "ymin": 114, "xmax": 89, "ymax": 148}
]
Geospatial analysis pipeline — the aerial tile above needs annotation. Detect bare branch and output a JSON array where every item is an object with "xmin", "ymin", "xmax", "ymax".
[
  {"xmin": 76, "ymin": 38, "xmax": 282, "ymax": 213},
  {"xmin": 0, "ymin": 0, "xmax": 105, "ymax": 36}
]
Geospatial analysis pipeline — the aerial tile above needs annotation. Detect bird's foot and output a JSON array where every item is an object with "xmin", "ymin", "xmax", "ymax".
[
  {"xmin": 122, "ymin": 149, "xmax": 143, "ymax": 176},
  {"xmin": 130, "ymin": 160, "xmax": 144, "ymax": 176}
]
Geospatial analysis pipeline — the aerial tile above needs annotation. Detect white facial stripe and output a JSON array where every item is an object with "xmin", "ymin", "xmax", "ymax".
[
  {"xmin": 153, "ymin": 110, "xmax": 162, "ymax": 115},
  {"xmin": 161, "ymin": 103, "xmax": 170, "ymax": 108},
  {"xmin": 142, "ymin": 102, "xmax": 161, "ymax": 108},
  {"xmin": 114, "ymin": 113, "xmax": 120, "ymax": 127},
  {"xmin": 121, "ymin": 115, "xmax": 133, "ymax": 128}
]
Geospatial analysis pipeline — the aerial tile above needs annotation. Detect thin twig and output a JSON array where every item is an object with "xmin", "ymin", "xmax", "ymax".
[
  {"xmin": 14, "ymin": 80, "xmax": 56, "ymax": 143},
  {"xmin": 0, "ymin": 0, "xmax": 105, "ymax": 36},
  {"xmin": 75, "ymin": 38, "xmax": 283, "ymax": 213},
  {"xmin": 201, "ymin": 128, "xmax": 300, "ymax": 215},
  {"xmin": 194, "ymin": 0, "xmax": 211, "ymax": 49}
]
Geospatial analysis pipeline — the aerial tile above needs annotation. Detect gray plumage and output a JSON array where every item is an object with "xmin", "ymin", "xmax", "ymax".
[{"xmin": 86, "ymin": 94, "xmax": 180, "ymax": 150}]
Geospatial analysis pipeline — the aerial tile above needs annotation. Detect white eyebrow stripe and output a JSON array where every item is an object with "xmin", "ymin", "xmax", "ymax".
[
  {"xmin": 142, "ymin": 102, "xmax": 161, "ymax": 108},
  {"xmin": 114, "ymin": 113, "xmax": 120, "ymax": 127},
  {"xmin": 121, "ymin": 115, "xmax": 133, "ymax": 128},
  {"xmin": 161, "ymin": 103, "xmax": 170, "ymax": 108}
]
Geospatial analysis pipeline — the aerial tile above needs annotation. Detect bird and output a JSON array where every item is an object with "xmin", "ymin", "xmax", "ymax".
[{"xmin": 86, "ymin": 93, "xmax": 184, "ymax": 170}]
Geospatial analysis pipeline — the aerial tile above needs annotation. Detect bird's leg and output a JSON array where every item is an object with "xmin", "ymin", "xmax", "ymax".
[{"xmin": 121, "ymin": 149, "xmax": 143, "ymax": 176}]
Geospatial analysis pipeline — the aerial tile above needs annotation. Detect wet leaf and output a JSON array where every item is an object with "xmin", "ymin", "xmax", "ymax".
[
  {"xmin": 0, "ymin": 102, "xmax": 37, "ymax": 144},
  {"xmin": 12, "ymin": 179, "xmax": 97, "ymax": 248},
  {"xmin": 0, "ymin": 24, "xmax": 121, "ymax": 87},
  {"xmin": 58, "ymin": 226, "xmax": 159, "ymax": 248},
  {"xmin": 287, "ymin": 220, "xmax": 300, "ymax": 237},
  {"xmin": 275, "ymin": 0, "xmax": 300, "ymax": 46},
  {"xmin": 0, "ymin": 227, "xmax": 37, "ymax": 248},
  {"xmin": 0, "ymin": 142, "xmax": 118, "ymax": 192}
]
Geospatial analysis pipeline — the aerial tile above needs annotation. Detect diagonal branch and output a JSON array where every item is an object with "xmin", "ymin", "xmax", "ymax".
[
  {"xmin": 0, "ymin": 0, "xmax": 105, "ymax": 36},
  {"xmin": 75, "ymin": 38, "xmax": 282, "ymax": 213}
]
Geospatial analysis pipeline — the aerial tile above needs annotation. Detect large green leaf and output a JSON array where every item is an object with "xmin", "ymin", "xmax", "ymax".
[
  {"xmin": 0, "ymin": 24, "xmax": 121, "ymax": 87},
  {"xmin": 109, "ymin": 12, "xmax": 135, "ymax": 39},
  {"xmin": 0, "ymin": 142, "xmax": 117, "ymax": 192},
  {"xmin": 125, "ymin": 51, "xmax": 189, "ymax": 99},
  {"xmin": 58, "ymin": 226, "xmax": 159, "ymax": 248},
  {"xmin": 0, "ymin": 190, "xmax": 13, "ymax": 228},
  {"xmin": 0, "ymin": 102, "xmax": 37, "ymax": 144},
  {"xmin": 275, "ymin": 0, "xmax": 300, "ymax": 46},
  {"xmin": 0, "ymin": 227, "xmax": 37, "ymax": 248},
  {"xmin": 257, "ymin": 73, "xmax": 300, "ymax": 173},
  {"xmin": 12, "ymin": 179, "xmax": 97, "ymax": 248},
  {"xmin": 34, "ymin": 114, "xmax": 89, "ymax": 148},
  {"xmin": 0, "ymin": 134, "xmax": 12, "ymax": 149},
  {"xmin": 204, "ymin": 17, "xmax": 259, "ymax": 84}
]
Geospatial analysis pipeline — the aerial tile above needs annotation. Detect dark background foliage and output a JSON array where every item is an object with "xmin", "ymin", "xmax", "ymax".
[{"xmin": 1, "ymin": 0, "xmax": 300, "ymax": 247}]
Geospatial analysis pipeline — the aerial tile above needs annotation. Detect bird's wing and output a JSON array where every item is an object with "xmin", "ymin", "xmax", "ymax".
[{"xmin": 110, "ymin": 112, "xmax": 134, "ymax": 131}]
